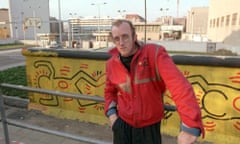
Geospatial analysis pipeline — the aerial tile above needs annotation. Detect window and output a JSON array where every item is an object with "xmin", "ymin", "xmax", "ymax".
[
  {"xmin": 213, "ymin": 19, "xmax": 215, "ymax": 28},
  {"xmin": 226, "ymin": 15, "xmax": 230, "ymax": 26},
  {"xmin": 221, "ymin": 16, "xmax": 224, "ymax": 27},
  {"xmin": 216, "ymin": 17, "xmax": 219, "ymax": 27},
  {"xmin": 232, "ymin": 13, "xmax": 237, "ymax": 26}
]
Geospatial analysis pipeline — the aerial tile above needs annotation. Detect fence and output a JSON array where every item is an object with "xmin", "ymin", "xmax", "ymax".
[
  {"xmin": 0, "ymin": 83, "xmax": 176, "ymax": 144},
  {"xmin": 0, "ymin": 83, "xmax": 111, "ymax": 144}
]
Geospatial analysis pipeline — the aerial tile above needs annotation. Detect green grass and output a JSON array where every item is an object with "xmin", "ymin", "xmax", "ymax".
[
  {"xmin": 0, "ymin": 66, "xmax": 28, "ymax": 98},
  {"xmin": 0, "ymin": 43, "xmax": 34, "ymax": 50}
]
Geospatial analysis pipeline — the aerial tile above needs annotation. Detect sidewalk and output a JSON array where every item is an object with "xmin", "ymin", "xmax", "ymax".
[
  {"xmin": 0, "ymin": 99, "xmax": 112, "ymax": 144},
  {"xmin": 0, "ymin": 125, "xmax": 90, "ymax": 144},
  {"xmin": 0, "ymin": 103, "xmax": 178, "ymax": 144},
  {"xmin": 0, "ymin": 96, "xmax": 213, "ymax": 144},
  {"xmin": 0, "ymin": 48, "xmax": 25, "ymax": 71}
]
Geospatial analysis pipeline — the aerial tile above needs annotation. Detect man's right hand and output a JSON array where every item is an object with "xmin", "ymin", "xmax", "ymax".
[{"xmin": 109, "ymin": 114, "xmax": 118, "ymax": 128}]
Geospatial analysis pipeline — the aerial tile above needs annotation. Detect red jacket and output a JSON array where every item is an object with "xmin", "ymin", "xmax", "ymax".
[{"xmin": 104, "ymin": 44, "xmax": 203, "ymax": 134}]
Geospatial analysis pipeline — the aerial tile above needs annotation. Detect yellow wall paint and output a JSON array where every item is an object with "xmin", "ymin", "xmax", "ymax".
[
  {"xmin": 23, "ymin": 49, "xmax": 240, "ymax": 144},
  {"xmin": 25, "ymin": 56, "xmax": 107, "ymax": 124},
  {"xmin": 162, "ymin": 65, "xmax": 240, "ymax": 143}
]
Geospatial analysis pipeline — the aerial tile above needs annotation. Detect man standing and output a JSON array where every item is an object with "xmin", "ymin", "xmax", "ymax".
[{"xmin": 104, "ymin": 19, "xmax": 204, "ymax": 144}]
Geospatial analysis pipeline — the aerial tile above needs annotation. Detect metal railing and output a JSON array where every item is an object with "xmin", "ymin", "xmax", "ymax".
[
  {"xmin": 0, "ymin": 83, "xmax": 111, "ymax": 144},
  {"xmin": 0, "ymin": 83, "xmax": 176, "ymax": 144}
]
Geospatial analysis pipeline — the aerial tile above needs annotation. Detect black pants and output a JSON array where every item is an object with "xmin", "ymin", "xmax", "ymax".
[{"xmin": 112, "ymin": 118, "xmax": 161, "ymax": 144}]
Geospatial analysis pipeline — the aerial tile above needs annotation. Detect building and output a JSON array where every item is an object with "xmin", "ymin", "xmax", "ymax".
[
  {"xmin": 125, "ymin": 14, "xmax": 145, "ymax": 23},
  {"xmin": 134, "ymin": 22, "xmax": 161, "ymax": 41},
  {"xmin": 207, "ymin": 0, "xmax": 240, "ymax": 46},
  {"xmin": 9, "ymin": 0, "xmax": 50, "ymax": 40},
  {"xmin": 50, "ymin": 17, "xmax": 63, "ymax": 34},
  {"xmin": 67, "ymin": 16, "xmax": 113, "ymax": 48},
  {"xmin": 185, "ymin": 7, "xmax": 209, "ymax": 41},
  {"xmin": 173, "ymin": 17, "xmax": 186, "ymax": 32},
  {"xmin": 0, "ymin": 8, "xmax": 10, "ymax": 39}
]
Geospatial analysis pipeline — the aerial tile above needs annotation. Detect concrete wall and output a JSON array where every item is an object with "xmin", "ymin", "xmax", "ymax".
[{"xmin": 22, "ymin": 48, "xmax": 240, "ymax": 144}]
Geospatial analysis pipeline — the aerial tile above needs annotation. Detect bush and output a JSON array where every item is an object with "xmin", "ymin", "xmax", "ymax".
[
  {"xmin": 0, "ymin": 66, "xmax": 28, "ymax": 98},
  {"xmin": 214, "ymin": 48, "xmax": 238, "ymax": 56}
]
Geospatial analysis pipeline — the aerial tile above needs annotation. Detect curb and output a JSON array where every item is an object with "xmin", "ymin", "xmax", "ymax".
[{"xmin": 3, "ymin": 95, "xmax": 29, "ymax": 108}]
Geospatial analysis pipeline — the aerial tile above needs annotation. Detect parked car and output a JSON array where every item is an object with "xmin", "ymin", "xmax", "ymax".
[{"xmin": 49, "ymin": 43, "xmax": 62, "ymax": 49}]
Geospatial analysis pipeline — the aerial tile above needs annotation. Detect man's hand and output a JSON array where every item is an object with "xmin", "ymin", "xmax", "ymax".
[
  {"xmin": 109, "ymin": 114, "xmax": 118, "ymax": 128},
  {"xmin": 178, "ymin": 131, "xmax": 197, "ymax": 144}
]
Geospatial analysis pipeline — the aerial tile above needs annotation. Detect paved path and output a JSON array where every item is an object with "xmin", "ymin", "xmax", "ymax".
[
  {"xmin": 0, "ymin": 49, "xmax": 25, "ymax": 71},
  {"xmin": 0, "ymin": 125, "xmax": 91, "ymax": 144},
  {"xmin": 0, "ymin": 104, "xmax": 112, "ymax": 144}
]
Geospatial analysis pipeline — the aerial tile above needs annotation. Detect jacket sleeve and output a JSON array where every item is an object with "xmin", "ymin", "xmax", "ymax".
[
  {"xmin": 104, "ymin": 61, "xmax": 118, "ymax": 117},
  {"xmin": 156, "ymin": 46, "xmax": 204, "ymax": 137}
]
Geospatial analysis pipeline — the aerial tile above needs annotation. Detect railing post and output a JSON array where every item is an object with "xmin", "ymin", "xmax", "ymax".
[{"xmin": 0, "ymin": 89, "xmax": 10, "ymax": 144}]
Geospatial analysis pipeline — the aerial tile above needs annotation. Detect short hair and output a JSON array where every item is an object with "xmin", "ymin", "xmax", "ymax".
[{"xmin": 110, "ymin": 19, "xmax": 136, "ymax": 37}]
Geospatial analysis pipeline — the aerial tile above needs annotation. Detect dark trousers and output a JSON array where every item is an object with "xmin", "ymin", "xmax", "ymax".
[{"xmin": 112, "ymin": 118, "xmax": 161, "ymax": 144}]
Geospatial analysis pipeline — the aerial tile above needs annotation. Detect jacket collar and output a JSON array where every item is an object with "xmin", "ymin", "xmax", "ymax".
[{"xmin": 108, "ymin": 47, "xmax": 119, "ymax": 56}]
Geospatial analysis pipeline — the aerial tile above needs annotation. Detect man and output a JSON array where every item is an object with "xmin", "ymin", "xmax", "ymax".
[{"xmin": 104, "ymin": 19, "xmax": 204, "ymax": 144}]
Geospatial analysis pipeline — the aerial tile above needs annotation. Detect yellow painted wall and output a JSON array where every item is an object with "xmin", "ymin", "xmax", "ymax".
[
  {"xmin": 162, "ymin": 65, "xmax": 240, "ymax": 143},
  {"xmin": 22, "ymin": 48, "xmax": 240, "ymax": 144}
]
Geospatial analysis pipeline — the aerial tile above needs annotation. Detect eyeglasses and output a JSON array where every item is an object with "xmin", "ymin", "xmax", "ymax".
[{"xmin": 112, "ymin": 34, "xmax": 130, "ymax": 44}]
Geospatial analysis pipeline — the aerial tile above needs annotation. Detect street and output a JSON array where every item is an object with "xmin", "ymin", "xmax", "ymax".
[{"xmin": 0, "ymin": 48, "xmax": 25, "ymax": 71}]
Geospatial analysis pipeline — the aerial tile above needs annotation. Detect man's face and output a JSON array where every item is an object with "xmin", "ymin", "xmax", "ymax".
[{"xmin": 111, "ymin": 22, "xmax": 137, "ymax": 57}]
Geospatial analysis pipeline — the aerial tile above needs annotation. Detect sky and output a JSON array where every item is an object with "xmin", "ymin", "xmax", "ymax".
[{"xmin": 0, "ymin": 0, "xmax": 209, "ymax": 21}]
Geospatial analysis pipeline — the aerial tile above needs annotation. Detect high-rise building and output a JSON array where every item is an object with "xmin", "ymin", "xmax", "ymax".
[{"xmin": 9, "ymin": 0, "xmax": 50, "ymax": 40}]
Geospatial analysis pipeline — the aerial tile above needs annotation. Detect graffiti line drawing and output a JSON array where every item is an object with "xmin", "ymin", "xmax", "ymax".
[
  {"xmin": 31, "ymin": 60, "xmax": 240, "ymax": 134},
  {"xmin": 32, "ymin": 60, "xmax": 105, "ymax": 110}
]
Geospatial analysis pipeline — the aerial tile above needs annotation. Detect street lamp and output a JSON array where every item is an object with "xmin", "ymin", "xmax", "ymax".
[
  {"xmin": 29, "ymin": 5, "xmax": 41, "ymax": 46},
  {"xmin": 191, "ymin": 11, "xmax": 195, "ymax": 41},
  {"xmin": 117, "ymin": 10, "xmax": 126, "ymax": 19},
  {"xmin": 144, "ymin": 0, "xmax": 147, "ymax": 43},
  {"xmin": 160, "ymin": 8, "xmax": 169, "ymax": 24},
  {"xmin": 69, "ymin": 13, "xmax": 77, "ymax": 48},
  {"xmin": 58, "ymin": 0, "xmax": 62, "ymax": 44},
  {"xmin": 91, "ymin": 2, "xmax": 107, "ymax": 47},
  {"xmin": 12, "ymin": 16, "xmax": 19, "ymax": 40},
  {"xmin": 20, "ymin": 12, "xmax": 25, "ymax": 44}
]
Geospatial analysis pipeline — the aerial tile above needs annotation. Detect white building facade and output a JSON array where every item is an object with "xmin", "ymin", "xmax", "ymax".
[
  {"xmin": 207, "ymin": 0, "xmax": 240, "ymax": 46},
  {"xmin": 9, "ymin": 0, "xmax": 50, "ymax": 40}
]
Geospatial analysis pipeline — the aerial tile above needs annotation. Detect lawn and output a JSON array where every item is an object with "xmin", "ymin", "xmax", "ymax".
[
  {"xmin": 0, "ymin": 66, "xmax": 28, "ymax": 98},
  {"xmin": 0, "ymin": 43, "xmax": 34, "ymax": 50}
]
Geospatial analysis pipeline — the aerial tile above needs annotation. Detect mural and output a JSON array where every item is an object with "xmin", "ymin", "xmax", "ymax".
[
  {"xmin": 26, "ymin": 57, "xmax": 107, "ymax": 124},
  {"xmin": 162, "ymin": 65, "xmax": 240, "ymax": 143},
  {"xmin": 23, "ymin": 49, "xmax": 240, "ymax": 144}
]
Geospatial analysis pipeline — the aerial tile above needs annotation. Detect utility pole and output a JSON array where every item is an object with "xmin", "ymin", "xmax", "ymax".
[
  {"xmin": 58, "ymin": 0, "xmax": 62, "ymax": 44},
  {"xmin": 176, "ymin": 0, "xmax": 179, "ymax": 17},
  {"xmin": 91, "ymin": 2, "xmax": 107, "ymax": 48},
  {"xmin": 144, "ymin": 0, "xmax": 147, "ymax": 43}
]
